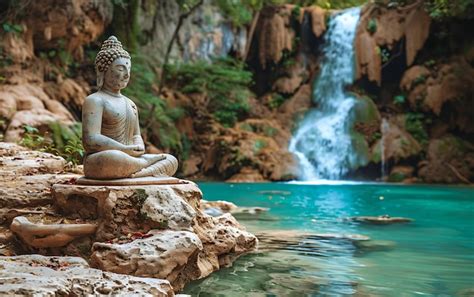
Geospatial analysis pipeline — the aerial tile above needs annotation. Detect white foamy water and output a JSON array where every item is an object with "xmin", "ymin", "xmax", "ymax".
[{"xmin": 289, "ymin": 7, "xmax": 362, "ymax": 180}]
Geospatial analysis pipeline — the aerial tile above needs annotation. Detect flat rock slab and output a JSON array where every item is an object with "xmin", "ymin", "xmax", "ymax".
[
  {"xmin": 0, "ymin": 255, "xmax": 173, "ymax": 296},
  {"xmin": 76, "ymin": 176, "xmax": 188, "ymax": 186},
  {"xmin": 52, "ymin": 182, "xmax": 201, "ymax": 241}
]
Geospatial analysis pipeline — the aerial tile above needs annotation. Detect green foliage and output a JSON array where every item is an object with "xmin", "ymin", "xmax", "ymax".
[
  {"xmin": 253, "ymin": 139, "xmax": 267, "ymax": 154},
  {"xmin": 425, "ymin": 0, "xmax": 474, "ymax": 20},
  {"xmin": 388, "ymin": 171, "xmax": 406, "ymax": 182},
  {"xmin": 393, "ymin": 94, "xmax": 406, "ymax": 105},
  {"xmin": 291, "ymin": 5, "xmax": 302, "ymax": 19},
  {"xmin": 405, "ymin": 113, "xmax": 429, "ymax": 146},
  {"xmin": 215, "ymin": 0, "xmax": 254, "ymax": 26},
  {"xmin": 311, "ymin": 0, "xmax": 367, "ymax": 9},
  {"xmin": 413, "ymin": 74, "xmax": 427, "ymax": 86},
  {"xmin": 124, "ymin": 54, "xmax": 184, "ymax": 152},
  {"xmin": 19, "ymin": 123, "xmax": 84, "ymax": 165},
  {"xmin": 376, "ymin": 46, "xmax": 390, "ymax": 63},
  {"xmin": 367, "ymin": 18, "xmax": 377, "ymax": 34},
  {"xmin": 268, "ymin": 93, "xmax": 287, "ymax": 109},
  {"xmin": 167, "ymin": 57, "xmax": 252, "ymax": 127},
  {"xmin": 1, "ymin": 22, "xmax": 22, "ymax": 34}
]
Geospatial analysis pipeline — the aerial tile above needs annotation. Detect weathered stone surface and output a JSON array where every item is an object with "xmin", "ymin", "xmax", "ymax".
[
  {"xmin": 400, "ymin": 57, "xmax": 474, "ymax": 134},
  {"xmin": 371, "ymin": 120, "xmax": 421, "ymax": 163},
  {"xmin": 0, "ymin": 255, "xmax": 173, "ymax": 296},
  {"xmin": 355, "ymin": 3, "xmax": 431, "ymax": 85},
  {"xmin": 0, "ymin": 143, "xmax": 78, "ymax": 208},
  {"xmin": 305, "ymin": 5, "xmax": 326, "ymax": 38},
  {"xmin": 52, "ymin": 181, "xmax": 257, "ymax": 292},
  {"xmin": 4, "ymin": 109, "xmax": 72, "ymax": 142},
  {"xmin": 91, "ymin": 230, "xmax": 202, "ymax": 291},
  {"xmin": 52, "ymin": 183, "xmax": 201, "ymax": 241},
  {"xmin": 257, "ymin": 5, "xmax": 296, "ymax": 68},
  {"xmin": 193, "ymin": 213, "xmax": 258, "ymax": 274},
  {"xmin": 418, "ymin": 135, "xmax": 474, "ymax": 184}
]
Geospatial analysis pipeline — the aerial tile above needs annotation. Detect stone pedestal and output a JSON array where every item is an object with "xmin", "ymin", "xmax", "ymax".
[
  {"xmin": 48, "ymin": 181, "xmax": 257, "ymax": 291},
  {"xmin": 52, "ymin": 182, "xmax": 201, "ymax": 241}
]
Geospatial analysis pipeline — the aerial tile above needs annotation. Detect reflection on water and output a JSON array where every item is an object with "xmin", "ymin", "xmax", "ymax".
[{"xmin": 183, "ymin": 183, "xmax": 474, "ymax": 296}]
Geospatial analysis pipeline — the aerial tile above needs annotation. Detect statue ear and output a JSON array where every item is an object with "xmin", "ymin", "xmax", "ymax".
[{"xmin": 97, "ymin": 72, "xmax": 104, "ymax": 89}]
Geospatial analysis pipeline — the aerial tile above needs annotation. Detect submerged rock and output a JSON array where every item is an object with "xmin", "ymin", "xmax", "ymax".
[
  {"xmin": 348, "ymin": 215, "xmax": 413, "ymax": 225},
  {"xmin": 0, "ymin": 255, "xmax": 173, "ymax": 296}
]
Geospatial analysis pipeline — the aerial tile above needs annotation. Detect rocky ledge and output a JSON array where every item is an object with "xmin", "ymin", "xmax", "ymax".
[{"xmin": 0, "ymin": 142, "xmax": 258, "ymax": 294}]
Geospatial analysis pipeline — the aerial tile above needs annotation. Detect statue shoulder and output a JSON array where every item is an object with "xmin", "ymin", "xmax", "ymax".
[
  {"xmin": 85, "ymin": 93, "xmax": 105, "ymax": 106},
  {"xmin": 124, "ymin": 97, "xmax": 137, "ymax": 108}
]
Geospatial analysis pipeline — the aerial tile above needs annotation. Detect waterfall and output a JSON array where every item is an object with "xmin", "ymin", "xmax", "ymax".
[{"xmin": 289, "ymin": 7, "xmax": 361, "ymax": 180}]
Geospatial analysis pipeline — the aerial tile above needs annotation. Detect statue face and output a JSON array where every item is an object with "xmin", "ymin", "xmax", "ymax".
[{"xmin": 103, "ymin": 57, "xmax": 131, "ymax": 91}]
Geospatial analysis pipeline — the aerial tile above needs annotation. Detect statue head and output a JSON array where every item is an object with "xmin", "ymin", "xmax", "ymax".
[{"xmin": 95, "ymin": 36, "xmax": 131, "ymax": 91}]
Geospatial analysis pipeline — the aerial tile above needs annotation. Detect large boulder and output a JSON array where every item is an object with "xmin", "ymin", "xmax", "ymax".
[{"xmin": 91, "ymin": 230, "xmax": 202, "ymax": 291}]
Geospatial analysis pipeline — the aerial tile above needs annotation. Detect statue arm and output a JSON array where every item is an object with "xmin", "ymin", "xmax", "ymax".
[
  {"xmin": 82, "ymin": 96, "xmax": 129, "ymax": 153},
  {"xmin": 131, "ymin": 100, "xmax": 145, "ymax": 151}
]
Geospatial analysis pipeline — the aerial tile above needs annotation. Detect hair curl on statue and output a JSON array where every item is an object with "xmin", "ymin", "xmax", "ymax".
[{"xmin": 94, "ymin": 36, "xmax": 131, "ymax": 73}]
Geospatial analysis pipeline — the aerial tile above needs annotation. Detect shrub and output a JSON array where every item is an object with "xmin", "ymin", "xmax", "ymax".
[
  {"xmin": 405, "ymin": 113, "xmax": 429, "ymax": 146},
  {"xmin": 20, "ymin": 123, "xmax": 84, "ymax": 166},
  {"xmin": 367, "ymin": 18, "xmax": 377, "ymax": 34},
  {"xmin": 167, "ymin": 57, "xmax": 253, "ymax": 127},
  {"xmin": 124, "ymin": 54, "xmax": 184, "ymax": 152}
]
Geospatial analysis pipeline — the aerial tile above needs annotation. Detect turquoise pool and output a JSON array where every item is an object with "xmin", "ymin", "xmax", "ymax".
[{"xmin": 184, "ymin": 183, "xmax": 474, "ymax": 296}]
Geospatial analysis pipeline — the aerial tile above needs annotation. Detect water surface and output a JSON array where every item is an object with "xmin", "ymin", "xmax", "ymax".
[{"xmin": 184, "ymin": 183, "xmax": 474, "ymax": 296}]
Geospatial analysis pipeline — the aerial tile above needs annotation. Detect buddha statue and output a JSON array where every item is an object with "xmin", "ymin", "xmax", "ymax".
[{"xmin": 81, "ymin": 36, "xmax": 178, "ymax": 181}]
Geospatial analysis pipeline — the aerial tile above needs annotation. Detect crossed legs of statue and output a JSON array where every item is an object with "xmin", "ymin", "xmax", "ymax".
[{"xmin": 83, "ymin": 150, "xmax": 178, "ymax": 180}]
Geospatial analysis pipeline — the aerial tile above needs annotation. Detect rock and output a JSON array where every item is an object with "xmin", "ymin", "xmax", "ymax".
[
  {"xmin": 202, "ymin": 200, "xmax": 238, "ymax": 213},
  {"xmin": 418, "ymin": 135, "xmax": 474, "ymax": 184},
  {"xmin": 52, "ymin": 183, "xmax": 201, "ymax": 241},
  {"xmin": 181, "ymin": 155, "xmax": 202, "ymax": 177},
  {"xmin": 400, "ymin": 57, "xmax": 474, "ymax": 134},
  {"xmin": 355, "ymin": 3, "xmax": 431, "ymax": 85},
  {"xmin": 4, "ymin": 109, "xmax": 72, "ymax": 142},
  {"xmin": 0, "ymin": 91, "xmax": 17, "ymax": 120},
  {"xmin": 355, "ymin": 31, "xmax": 382, "ymax": 84},
  {"xmin": 0, "ymin": 255, "xmax": 173, "ymax": 296},
  {"xmin": 44, "ymin": 78, "xmax": 88, "ymax": 114},
  {"xmin": 231, "ymin": 207, "xmax": 269, "ymax": 215},
  {"xmin": 388, "ymin": 165, "xmax": 415, "ymax": 182},
  {"xmin": 405, "ymin": 6, "xmax": 431, "ymax": 65},
  {"xmin": 348, "ymin": 215, "xmax": 413, "ymax": 224},
  {"xmin": 257, "ymin": 5, "xmax": 295, "ymax": 68},
  {"xmin": 26, "ymin": 0, "xmax": 114, "ymax": 59},
  {"xmin": 371, "ymin": 119, "xmax": 421, "ymax": 163},
  {"xmin": 227, "ymin": 167, "xmax": 267, "ymax": 182},
  {"xmin": 0, "ymin": 142, "xmax": 67, "ymax": 176},
  {"xmin": 279, "ymin": 83, "xmax": 312, "ymax": 123},
  {"xmin": 194, "ymin": 213, "xmax": 257, "ymax": 271},
  {"xmin": 305, "ymin": 5, "xmax": 326, "ymax": 38},
  {"xmin": 400, "ymin": 65, "xmax": 430, "ymax": 91},
  {"xmin": 91, "ymin": 230, "xmax": 202, "ymax": 291}
]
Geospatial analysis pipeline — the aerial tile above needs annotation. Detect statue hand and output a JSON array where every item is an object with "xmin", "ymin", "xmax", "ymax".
[{"xmin": 124, "ymin": 145, "xmax": 145, "ymax": 157}]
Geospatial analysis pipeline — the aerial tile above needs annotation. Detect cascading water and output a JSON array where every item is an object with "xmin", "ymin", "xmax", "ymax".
[{"xmin": 289, "ymin": 7, "xmax": 361, "ymax": 180}]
